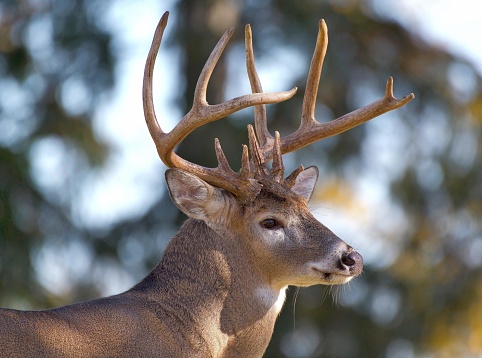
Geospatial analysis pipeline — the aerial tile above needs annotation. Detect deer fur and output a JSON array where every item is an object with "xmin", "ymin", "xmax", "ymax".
[{"xmin": 0, "ymin": 168, "xmax": 362, "ymax": 357}]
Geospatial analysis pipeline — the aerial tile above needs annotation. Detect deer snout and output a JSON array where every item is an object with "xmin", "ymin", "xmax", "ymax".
[{"xmin": 340, "ymin": 247, "xmax": 363, "ymax": 275}]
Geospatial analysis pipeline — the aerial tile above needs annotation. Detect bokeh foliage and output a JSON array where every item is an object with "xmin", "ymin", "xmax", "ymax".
[
  {"xmin": 1, "ymin": 0, "xmax": 481, "ymax": 357},
  {"xmin": 0, "ymin": 0, "xmax": 114, "ymax": 306}
]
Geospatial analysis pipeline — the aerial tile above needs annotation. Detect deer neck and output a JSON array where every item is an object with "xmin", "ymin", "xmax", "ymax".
[{"xmin": 132, "ymin": 218, "xmax": 286, "ymax": 353}]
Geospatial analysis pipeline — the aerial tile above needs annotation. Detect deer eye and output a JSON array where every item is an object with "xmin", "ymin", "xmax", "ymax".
[{"xmin": 261, "ymin": 219, "xmax": 282, "ymax": 229}]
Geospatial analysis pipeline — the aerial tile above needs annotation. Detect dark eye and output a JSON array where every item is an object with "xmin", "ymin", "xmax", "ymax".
[{"xmin": 261, "ymin": 219, "xmax": 281, "ymax": 229}]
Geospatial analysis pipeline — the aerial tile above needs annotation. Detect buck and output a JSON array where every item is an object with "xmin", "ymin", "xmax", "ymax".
[{"xmin": 0, "ymin": 11, "xmax": 413, "ymax": 357}]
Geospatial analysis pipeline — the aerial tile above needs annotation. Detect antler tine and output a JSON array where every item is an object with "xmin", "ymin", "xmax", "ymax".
[
  {"xmin": 271, "ymin": 131, "xmax": 284, "ymax": 183},
  {"xmin": 143, "ymin": 12, "xmax": 169, "ymax": 147},
  {"xmin": 247, "ymin": 125, "xmax": 269, "ymax": 178},
  {"xmin": 277, "ymin": 19, "xmax": 415, "ymax": 155},
  {"xmin": 239, "ymin": 144, "xmax": 251, "ymax": 181},
  {"xmin": 214, "ymin": 138, "xmax": 233, "ymax": 172},
  {"xmin": 301, "ymin": 19, "xmax": 328, "ymax": 125},
  {"xmin": 245, "ymin": 24, "xmax": 273, "ymax": 149}
]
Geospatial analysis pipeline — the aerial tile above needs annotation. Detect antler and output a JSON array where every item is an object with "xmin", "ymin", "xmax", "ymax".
[
  {"xmin": 143, "ymin": 12, "xmax": 297, "ymax": 201},
  {"xmin": 144, "ymin": 12, "xmax": 414, "ymax": 203},
  {"xmin": 245, "ymin": 19, "xmax": 415, "ymax": 161}
]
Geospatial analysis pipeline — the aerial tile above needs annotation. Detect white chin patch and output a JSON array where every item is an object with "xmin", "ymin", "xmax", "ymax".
[
  {"xmin": 325, "ymin": 274, "xmax": 354, "ymax": 285},
  {"xmin": 308, "ymin": 262, "xmax": 354, "ymax": 285}
]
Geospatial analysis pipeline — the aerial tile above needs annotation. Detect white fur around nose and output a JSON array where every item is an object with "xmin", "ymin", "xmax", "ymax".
[{"xmin": 309, "ymin": 260, "xmax": 334, "ymax": 273}]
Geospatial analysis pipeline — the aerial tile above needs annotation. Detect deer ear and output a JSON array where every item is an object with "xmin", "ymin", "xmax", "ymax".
[
  {"xmin": 165, "ymin": 169, "xmax": 226, "ymax": 221},
  {"xmin": 291, "ymin": 166, "xmax": 319, "ymax": 201}
]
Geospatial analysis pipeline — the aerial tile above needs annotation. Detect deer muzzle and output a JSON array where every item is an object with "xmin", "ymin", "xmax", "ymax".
[{"xmin": 340, "ymin": 247, "xmax": 363, "ymax": 276}]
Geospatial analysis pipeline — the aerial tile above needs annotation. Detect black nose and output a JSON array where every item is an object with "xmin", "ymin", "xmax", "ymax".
[{"xmin": 341, "ymin": 250, "xmax": 363, "ymax": 268}]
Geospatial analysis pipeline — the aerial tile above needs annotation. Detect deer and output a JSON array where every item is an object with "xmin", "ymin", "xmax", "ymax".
[{"xmin": 0, "ymin": 11, "xmax": 414, "ymax": 358}]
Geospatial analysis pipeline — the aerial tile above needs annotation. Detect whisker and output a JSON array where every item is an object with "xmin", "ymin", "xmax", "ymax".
[
  {"xmin": 292, "ymin": 287, "xmax": 300, "ymax": 331},
  {"xmin": 320, "ymin": 285, "xmax": 331, "ymax": 307},
  {"xmin": 330, "ymin": 285, "xmax": 338, "ymax": 307}
]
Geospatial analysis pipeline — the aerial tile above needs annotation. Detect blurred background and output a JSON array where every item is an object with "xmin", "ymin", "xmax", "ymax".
[{"xmin": 0, "ymin": 0, "xmax": 481, "ymax": 357}]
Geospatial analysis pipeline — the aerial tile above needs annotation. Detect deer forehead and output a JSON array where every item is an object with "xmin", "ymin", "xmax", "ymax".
[{"xmin": 247, "ymin": 196, "xmax": 310, "ymax": 221}]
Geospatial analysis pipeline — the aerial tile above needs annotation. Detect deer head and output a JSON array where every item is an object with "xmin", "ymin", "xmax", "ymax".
[{"xmin": 142, "ymin": 11, "xmax": 413, "ymax": 288}]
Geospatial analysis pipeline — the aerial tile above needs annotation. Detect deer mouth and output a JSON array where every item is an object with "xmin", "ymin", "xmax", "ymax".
[
  {"xmin": 312, "ymin": 269, "xmax": 358, "ymax": 285},
  {"xmin": 311, "ymin": 249, "xmax": 363, "ymax": 285}
]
